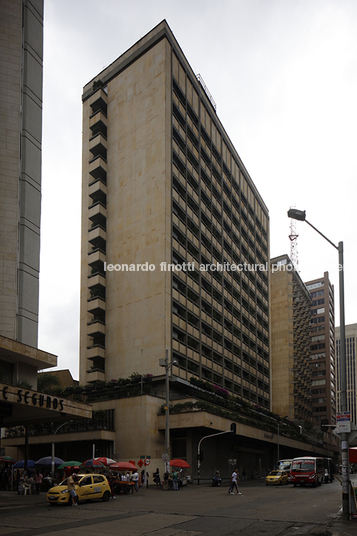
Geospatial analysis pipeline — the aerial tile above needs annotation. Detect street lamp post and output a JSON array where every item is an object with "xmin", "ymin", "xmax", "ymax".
[
  {"xmin": 288, "ymin": 208, "xmax": 349, "ymax": 519},
  {"xmin": 159, "ymin": 351, "xmax": 177, "ymax": 473},
  {"xmin": 51, "ymin": 421, "xmax": 73, "ymax": 478}
]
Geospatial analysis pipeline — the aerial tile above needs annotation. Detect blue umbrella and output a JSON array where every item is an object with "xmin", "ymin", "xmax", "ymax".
[
  {"xmin": 13, "ymin": 460, "xmax": 36, "ymax": 468},
  {"xmin": 35, "ymin": 456, "xmax": 64, "ymax": 466}
]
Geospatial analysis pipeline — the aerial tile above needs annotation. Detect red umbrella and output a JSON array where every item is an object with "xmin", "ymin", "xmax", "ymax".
[
  {"xmin": 94, "ymin": 457, "xmax": 116, "ymax": 466},
  {"xmin": 169, "ymin": 459, "xmax": 190, "ymax": 468},
  {"xmin": 109, "ymin": 461, "xmax": 137, "ymax": 471},
  {"xmin": 80, "ymin": 459, "xmax": 105, "ymax": 468}
]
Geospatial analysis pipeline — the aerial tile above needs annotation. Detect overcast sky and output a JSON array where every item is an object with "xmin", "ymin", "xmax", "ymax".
[{"xmin": 38, "ymin": 0, "xmax": 357, "ymax": 380}]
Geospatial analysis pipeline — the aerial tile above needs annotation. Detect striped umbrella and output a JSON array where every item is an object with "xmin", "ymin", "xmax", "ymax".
[
  {"xmin": 94, "ymin": 457, "xmax": 116, "ymax": 466},
  {"xmin": 80, "ymin": 459, "xmax": 105, "ymax": 468}
]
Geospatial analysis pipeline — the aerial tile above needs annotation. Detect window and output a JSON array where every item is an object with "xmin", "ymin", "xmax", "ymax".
[
  {"xmin": 80, "ymin": 476, "xmax": 92, "ymax": 486},
  {"xmin": 311, "ymin": 379, "xmax": 326, "ymax": 386}
]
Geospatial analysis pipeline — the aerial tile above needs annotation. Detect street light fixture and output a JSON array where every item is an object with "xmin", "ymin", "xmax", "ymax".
[
  {"xmin": 288, "ymin": 208, "xmax": 349, "ymax": 519},
  {"xmin": 51, "ymin": 420, "xmax": 73, "ymax": 478}
]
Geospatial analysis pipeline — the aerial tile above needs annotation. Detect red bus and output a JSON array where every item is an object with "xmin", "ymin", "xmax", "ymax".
[{"xmin": 290, "ymin": 456, "xmax": 325, "ymax": 487}]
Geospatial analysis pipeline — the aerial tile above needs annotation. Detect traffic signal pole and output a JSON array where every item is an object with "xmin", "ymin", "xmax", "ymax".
[{"xmin": 197, "ymin": 427, "xmax": 236, "ymax": 485}]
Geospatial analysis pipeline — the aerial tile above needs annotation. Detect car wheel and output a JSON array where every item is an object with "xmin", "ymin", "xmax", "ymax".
[{"xmin": 102, "ymin": 491, "xmax": 110, "ymax": 502}]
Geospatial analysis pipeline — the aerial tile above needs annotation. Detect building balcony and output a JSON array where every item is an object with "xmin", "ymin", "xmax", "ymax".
[
  {"xmin": 87, "ymin": 297, "xmax": 106, "ymax": 314},
  {"xmin": 87, "ymin": 322, "xmax": 106, "ymax": 336},
  {"xmin": 86, "ymin": 370, "xmax": 106, "ymax": 383},
  {"xmin": 89, "ymin": 133, "xmax": 107, "ymax": 160},
  {"xmin": 89, "ymin": 88, "xmax": 108, "ymax": 115},
  {"xmin": 88, "ymin": 226, "xmax": 107, "ymax": 251},
  {"xmin": 88, "ymin": 249, "xmax": 106, "ymax": 267},
  {"xmin": 89, "ymin": 204, "xmax": 107, "ymax": 230},
  {"xmin": 88, "ymin": 273, "xmax": 106, "ymax": 289},
  {"xmin": 89, "ymin": 155, "xmax": 107, "ymax": 182},
  {"xmin": 89, "ymin": 282, "xmax": 106, "ymax": 302},
  {"xmin": 88, "ymin": 179, "xmax": 107, "ymax": 200},
  {"xmin": 89, "ymin": 110, "xmax": 107, "ymax": 138},
  {"xmin": 87, "ymin": 346, "xmax": 105, "ymax": 360}
]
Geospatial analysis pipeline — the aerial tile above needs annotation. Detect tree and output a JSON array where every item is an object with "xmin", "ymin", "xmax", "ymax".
[{"xmin": 37, "ymin": 373, "xmax": 61, "ymax": 394}]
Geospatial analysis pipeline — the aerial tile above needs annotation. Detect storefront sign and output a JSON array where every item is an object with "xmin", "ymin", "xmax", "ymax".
[{"xmin": 1, "ymin": 383, "xmax": 64, "ymax": 412}]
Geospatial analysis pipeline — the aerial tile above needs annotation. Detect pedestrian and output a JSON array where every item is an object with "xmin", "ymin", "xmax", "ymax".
[
  {"xmin": 131, "ymin": 469, "xmax": 139, "ymax": 491},
  {"xmin": 228, "ymin": 469, "xmax": 242, "ymax": 495},
  {"xmin": 154, "ymin": 468, "xmax": 161, "ymax": 488},
  {"xmin": 34, "ymin": 471, "xmax": 43, "ymax": 494},
  {"xmin": 107, "ymin": 471, "xmax": 116, "ymax": 499},
  {"xmin": 67, "ymin": 472, "xmax": 78, "ymax": 506},
  {"xmin": 140, "ymin": 469, "xmax": 146, "ymax": 487},
  {"xmin": 163, "ymin": 471, "xmax": 169, "ymax": 491},
  {"xmin": 172, "ymin": 470, "xmax": 179, "ymax": 491}
]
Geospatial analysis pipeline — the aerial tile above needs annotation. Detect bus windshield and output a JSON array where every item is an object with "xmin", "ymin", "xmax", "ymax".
[
  {"xmin": 275, "ymin": 462, "xmax": 291, "ymax": 471},
  {"xmin": 291, "ymin": 460, "xmax": 314, "ymax": 472}
]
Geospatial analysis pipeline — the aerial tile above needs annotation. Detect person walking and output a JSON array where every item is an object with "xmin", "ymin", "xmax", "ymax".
[
  {"xmin": 140, "ymin": 469, "xmax": 146, "ymax": 487},
  {"xmin": 172, "ymin": 470, "xmax": 179, "ymax": 491},
  {"xmin": 68, "ymin": 473, "xmax": 78, "ymax": 506},
  {"xmin": 34, "ymin": 471, "xmax": 43, "ymax": 494},
  {"xmin": 228, "ymin": 469, "xmax": 242, "ymax": 495},
  {"xmin": 131, "ymin": 470, "xmax": 139, "ymax": 491},
  {"xmin": 154, "ymin": 468, "xmax": 161, "ymax": 488}
]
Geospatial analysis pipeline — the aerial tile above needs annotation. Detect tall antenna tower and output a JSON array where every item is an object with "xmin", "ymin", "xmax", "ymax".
[{"xmin": 289, "ymin": 205, "xmax": 299, "ymax": 270}]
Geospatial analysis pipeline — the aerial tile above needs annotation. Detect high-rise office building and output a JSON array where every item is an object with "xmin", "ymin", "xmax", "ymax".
[
  {"xmin": 80, "ymin": 20, "xmax": 270, "ymax": 407},
  {"xmin": 270, "ymin": 254, "xmax": 312, "ymax": 421},
  {"xmin": 305, "ymin": 273, "xmax": 336, "ymax": 430},
  {"xmin": 0, "ymin": 0, "xmax": 43, "ymax": 347},
  {"xmin": 0, "ymin": 2, "xmax": 92, "ymax": 458},
  {"xmin": 336, "ymin": 323, "xmax": 357, "ymax": 425}
]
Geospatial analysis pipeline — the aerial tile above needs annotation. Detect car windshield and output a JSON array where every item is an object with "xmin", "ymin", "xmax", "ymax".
[
  {"xmin": 269, "ymin": 471, "xmax": 281, "ymax": 476},
  {"xmin": 59, "ymin": 477, "xmax": 68, "ymax": 486}
]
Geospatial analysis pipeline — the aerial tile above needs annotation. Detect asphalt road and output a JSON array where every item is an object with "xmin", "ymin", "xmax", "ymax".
[{"xmin": 1, "ymin": 477, "xmax": 357, "ymax": 536}]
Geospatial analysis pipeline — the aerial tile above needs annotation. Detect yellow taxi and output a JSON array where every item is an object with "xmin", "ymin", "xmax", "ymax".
[
  {"xmin": 47, "ymin": 473, "xmax": 111, "ymax": 505},
  {"xmin": 265, "ymin": 470, "xmax": 289, "ymax": 486}
]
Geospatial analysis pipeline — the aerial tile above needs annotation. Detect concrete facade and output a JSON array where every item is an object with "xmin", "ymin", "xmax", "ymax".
[
  {"xmin": 0, "ymin": 0, "xmax": 43, "ymax": 347},
  {"xmin": 270, "ymin": 255, "xmax": 312, "ymax": 421},
  {"xmin": 305, "ymin": 273, "xmax": 336, "ymax": 430},
  {"xmin": 80, "ymin": 21, "xmax": 270, "ymax": 405},
  {"xmin": 79, "ymin": 20, "xmax": 272, "ymax": 474}
]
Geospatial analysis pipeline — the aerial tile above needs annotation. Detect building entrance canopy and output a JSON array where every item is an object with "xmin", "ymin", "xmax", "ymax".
[
  {"xmin": 0, "ymin": 336, "xmax": 92, "ymax": 427},
  {"xmin": 0, "ymin": 382, "xmax": 92, "ymax": 426}
]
